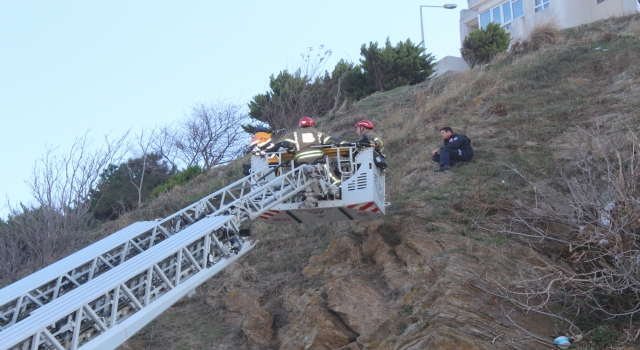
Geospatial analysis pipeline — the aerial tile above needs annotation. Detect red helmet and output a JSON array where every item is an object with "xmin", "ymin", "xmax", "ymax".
[
  {"xmin": 355, "ymin": 120, "xmax": 374, "ymax": 130},
  {"xmin": 299, "ymin": 117, "xmax": 315, "ymax": 128}
]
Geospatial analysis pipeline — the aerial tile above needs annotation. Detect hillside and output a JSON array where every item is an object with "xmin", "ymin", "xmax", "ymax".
[{"xmin": 116, "ymin": 14, "xmax": 640, "ymax": 349}]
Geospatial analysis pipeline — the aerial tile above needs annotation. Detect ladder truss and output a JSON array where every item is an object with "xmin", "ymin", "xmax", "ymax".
[
  {"xmin": 0, "ymin": 163, "xmax": 322, "ymax": 334},
  {"xmin": 0, "ymin": 216, "xmax": 254, "ymax": 350}
]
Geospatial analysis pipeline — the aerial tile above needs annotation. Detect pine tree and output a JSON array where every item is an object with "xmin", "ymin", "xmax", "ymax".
[
  {"xmin": 359, "ymin": 38, "xmax": 436, "ymax": 92},
  {"xmin": 461, "ymin": 22, "xmax": 511, "ymax": 68}
]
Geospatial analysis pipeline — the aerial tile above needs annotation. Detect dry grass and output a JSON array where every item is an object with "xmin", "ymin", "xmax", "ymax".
[{"xmin": 228, "ymin": 262, "xmax": 259, "ymax": 287}]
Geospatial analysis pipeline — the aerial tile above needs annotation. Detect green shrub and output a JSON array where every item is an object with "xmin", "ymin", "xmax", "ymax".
[
  {"xmin": 150, "ymin": 165, "xmax": 203, "ymax": 198},
  {"xmin": 461, "ymin": 23, "xmax": 510, "ymax": 68}
]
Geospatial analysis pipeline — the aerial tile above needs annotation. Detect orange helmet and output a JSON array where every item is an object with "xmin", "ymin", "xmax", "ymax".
[
  {"xmin": 355, "ymin": 120, "xmax": 374, "ymax": 130},
  {"xmin": 299, "ymin": 117, "xmax": 315, "ymax": 128}
]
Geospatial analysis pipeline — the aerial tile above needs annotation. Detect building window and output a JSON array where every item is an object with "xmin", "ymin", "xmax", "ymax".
[
  {"xmin": 479, "ymin": 0, "xmax": 524, "ymax": 29},
  {"xmin": 492, "ymin": 7, "xmax": 502, "ymax": 24},
  {"xmin": 480, "ymin": 10, "xmax": 492, "ymax": 29},
  {"xmin": 512, "ymin": 0, "xmax": 524, "ymax": 18},
  {"xmin": 535, "ymin": 0, "xmax": 550, "ymax": 12},
  {"xmin": 503, "ymin": 2, "xmax": 512, "ymax": 22}
]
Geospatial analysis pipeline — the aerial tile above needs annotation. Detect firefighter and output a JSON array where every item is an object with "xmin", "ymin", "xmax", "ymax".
[
  {"xmin": 249, "ymin": 126, "xmax": 276, "ymax": 152},
  {"xmin": 283, "ymin": 117, "xmax": 340, "ymax": 165},
  {"xmin": 355, "ymin": 120, "xmax": 384, "ymax": 152},
  {"xmin": 355, "ymin": 120, "xmax": 387, "ymax": 171}
]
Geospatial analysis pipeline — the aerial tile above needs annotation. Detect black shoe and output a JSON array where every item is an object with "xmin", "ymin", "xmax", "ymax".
[{"xmin": 434, "ymin": 165, "xmax": 451, "ymax": 172}]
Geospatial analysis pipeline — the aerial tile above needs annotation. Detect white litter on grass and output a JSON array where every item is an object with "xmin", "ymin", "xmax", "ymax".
[
  {"xmin": 600, "ymin": 201, "xmax": 616, "ymax": 226},
  {"xmin": 554, "ymin": 336, "xmax": 571, "ymax": 349}
]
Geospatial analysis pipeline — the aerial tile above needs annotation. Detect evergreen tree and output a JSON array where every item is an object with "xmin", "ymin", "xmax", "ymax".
[
  {"xmin": 246, "ymin": 46, "xmax": 339, "ymax": 131},
  {"xmin": 90, "ymin": 153, "xmax": 174, "ymax": 221},
  {"xmin": 461, "ymin": 22, "xmax": 511, "ymax": 68},
  {"xmin": 359, "ymin": 38, "xmax": 436, "ymax": 92},
  {"xmin": 247, "ymin": 69, "xmax": 335, "ymax": 131},
  {"xmin": 331, "ymin": 59, "xmax": 375, "ymax": 101}
]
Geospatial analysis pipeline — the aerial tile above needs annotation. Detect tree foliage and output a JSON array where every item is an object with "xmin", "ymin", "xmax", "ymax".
[
  {"xmin": 247, "ymin": 42, "xmax": 437, "ymax": 131},
  {"xmin": 247, "ymin": 46, "xmax": 338, "ymax": 132},
  {"xmin": 90, "ymin": 153, "xmax": 174, "ymax": 221},
  {"xmin": 461, "ymin": 22, "xmax": 511, "ymax": 68},
  {"xmin": 358, "ymin": 38, "xmax": 436, "ymax": 92},
  {"xmin": 331, "ymin": 59, "xmax": 375, "ymax": 102},
  {"xmin": 150, "ymin": 165, "xmax": 202, "ymax": 198}
]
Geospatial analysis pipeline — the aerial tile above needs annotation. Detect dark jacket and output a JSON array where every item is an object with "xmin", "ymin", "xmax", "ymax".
[
  {"xmin": 357, "ymin": 132, "xmax": 384, "ymax": 153},
  {"xmin": 442, "ymin": 133, "xmax": 473, "ymax": 158}
]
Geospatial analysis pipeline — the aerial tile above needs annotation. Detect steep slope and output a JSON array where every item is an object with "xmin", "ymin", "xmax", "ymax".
[{"xmin": 120, "ymin": 14, "xmax": 640, "ymax": 349}]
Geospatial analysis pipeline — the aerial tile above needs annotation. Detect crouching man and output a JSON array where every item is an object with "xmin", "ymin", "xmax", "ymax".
[{"xmin": 431, "ymin": 127, "xmax": 473, "ymax": 172}]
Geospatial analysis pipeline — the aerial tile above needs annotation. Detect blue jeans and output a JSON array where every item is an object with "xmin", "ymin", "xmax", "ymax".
[{"xmin": 432, "ymin": 148, "xmax": 472, "ymax": 166}]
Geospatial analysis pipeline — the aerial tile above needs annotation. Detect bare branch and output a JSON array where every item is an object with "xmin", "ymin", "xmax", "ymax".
[{"xmin": 171, "ymin": 102, "xmax": 248, "ymax": 171}]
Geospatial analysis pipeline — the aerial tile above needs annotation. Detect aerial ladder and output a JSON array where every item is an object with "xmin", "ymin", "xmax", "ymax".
[{"xmin": 0, "ymin": 145, "xmax": 386, "ymax": 350}]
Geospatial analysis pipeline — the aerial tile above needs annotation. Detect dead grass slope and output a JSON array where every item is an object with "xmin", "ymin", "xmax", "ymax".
[{"xmin": 120, "ymin": 14, "xmax": 640, "ymax": 350}]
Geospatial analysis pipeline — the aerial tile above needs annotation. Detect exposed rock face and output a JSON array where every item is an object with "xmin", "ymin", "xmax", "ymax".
[
  {"xmin": 304, "ymin": 234, "xmax": 361, "ymax": 278},
  {"xmin": 226, "ymin": 289, "xmax": 261, "ymax": 313},
  {"xmin": 242, "ymin": 307, "xmax": 274, "ymax": 347},
  {"xmin": 223, "ymin": 289, "xmax": 263, "ymax": 327},
  {"xmin": 279, "ymin": 305, "xmax": 358, "ymax": 350},
  {"xmin": 275, "ymin": 204, "xmax": 557, "ymax": 349},
  {"xmin": 326, "ymin": 276, "xmax": 390, "ymax": 336},
  {"xmin": 336, "ymin": 343, "xmax": 364, "ymax": 350}
]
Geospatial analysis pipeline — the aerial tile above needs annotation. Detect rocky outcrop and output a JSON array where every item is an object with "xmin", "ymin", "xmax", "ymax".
[
  {"xmin": 225, "ymin": 289, "xmax": 262, "ymax": 313},
  {"xmin": 279, "ymin": 305, "xmax": 358, "ymax": 350},
  {"xmin": 304, "ymin": 234, "xmax": 361, "ymax": 278},
  {"xmin": 242, "ymin": 307, "xmax": 274, "ymax": 347},
  {"xmin": 326, "ymin": 276, "xmax": 390, "ymax": 336},
  {"xmin": 275, "ymin": 207, "xmax": 558, "ymax": 349}
]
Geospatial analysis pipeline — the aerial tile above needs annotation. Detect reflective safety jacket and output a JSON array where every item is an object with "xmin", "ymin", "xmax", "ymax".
[
  {"xmin": 250, "ymin": 131, "xmax": 274, "ymax": 150},
  {"xmin": 284, "ymin": 127, "xmax": 340, "ymax": 164}
]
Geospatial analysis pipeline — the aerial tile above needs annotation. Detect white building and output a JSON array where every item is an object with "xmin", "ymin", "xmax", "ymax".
[
  {"xmin": 432, "ymin": 55, "xmax": 470, "ymax": 78},
  {"xmin": 460, "ymin": 0, "xmax": 640, "ymax": 44}
]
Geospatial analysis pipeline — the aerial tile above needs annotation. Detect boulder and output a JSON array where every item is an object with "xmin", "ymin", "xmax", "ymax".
[
  {"xmin": 279, "ymin": 305, "xmax": 357, "ymax": 350},
  {"xmin": 326, "ymin": 276, "xmax": 390, "ymax": 335},
  {"xmin": 241, "ymin": 307, "xmax": 274, "ymax": 347},
  {"xmin": 226, "ymin": 289, "xmax": 261, "ymax": 313}
]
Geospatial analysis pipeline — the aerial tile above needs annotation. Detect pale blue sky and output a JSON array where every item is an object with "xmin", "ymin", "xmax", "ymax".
[{"xmin": 0, "ymin": 1, "xmax": 466, "ymax": 218}]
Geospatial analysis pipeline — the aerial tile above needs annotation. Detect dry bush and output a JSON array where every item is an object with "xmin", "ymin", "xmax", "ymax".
[
  {"xmin": 0, "ymin": 131, "xmax": 129, "ymax": 282},
  {"xmin": 413, "ymin": 90, "xmax": 429, "ymax": 109},
  {"xmin": 228, "ymin": 262, "xmax": 259, "ymax": 286},
  {"xmin": 474, "ymin": 126, "xmax": 640, "ymax": 341},
  {"xmin": 512, "ymin": 21, "xmax": 563, "ymax": 53},
  {"xmin": 529, "ymin": 21, "xmax": 563, "ymax": 49},
  {"xmin": 489, "ymin": 102, "xmax": 508, "ymax": 117},
  {"xmin": 600, "ymin": 31, "xmax": 615, "ymax": 42}
]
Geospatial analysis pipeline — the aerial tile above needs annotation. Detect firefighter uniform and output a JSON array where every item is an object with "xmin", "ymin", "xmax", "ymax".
[
  {"xmin": 358, "ymin": 131, "xmax": 384, "ymax": 153},
  {"xmin": 250, "ymin": 131, "xmax": 274, "ymax": 150},
  {"xmin": 284, "ymin": 127, "xmax": 340, "ymax": 164}
]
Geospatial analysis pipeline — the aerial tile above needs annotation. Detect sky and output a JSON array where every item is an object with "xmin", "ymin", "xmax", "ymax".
[{"xmin": 0, "ymin": 0, "xmax": 467, "ymax": 218}]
